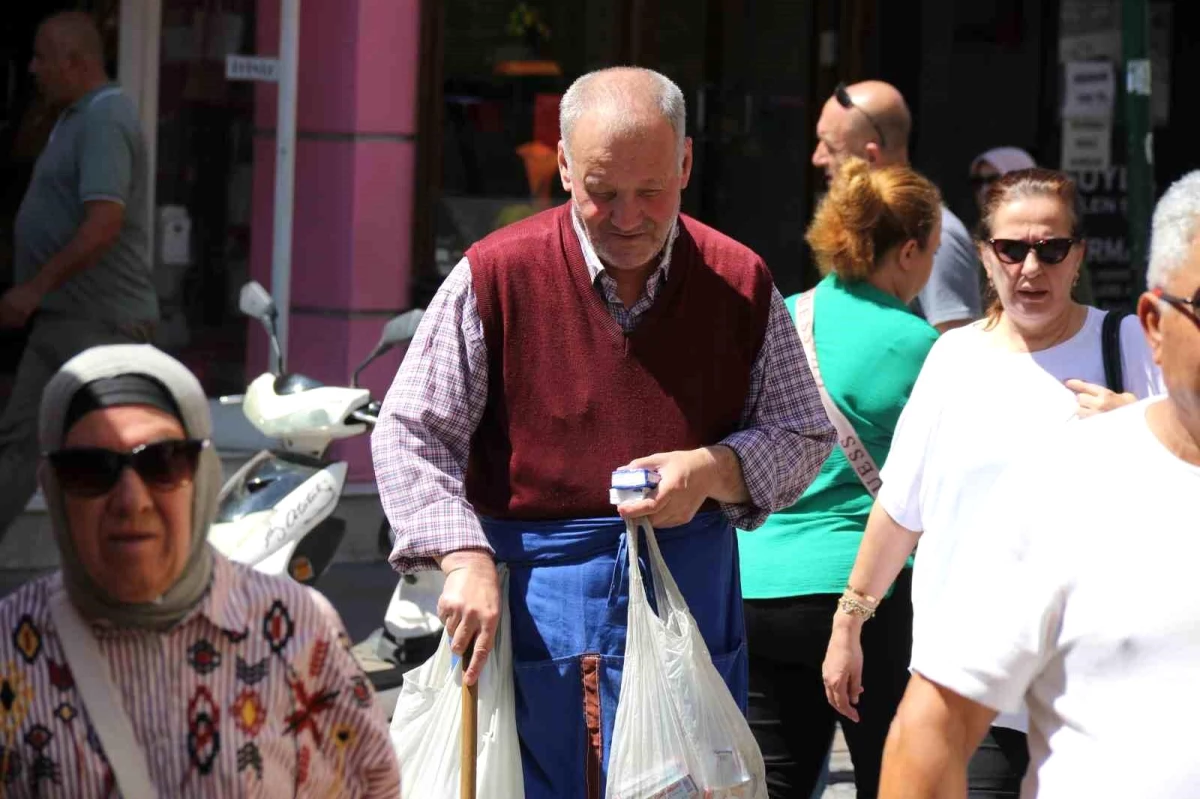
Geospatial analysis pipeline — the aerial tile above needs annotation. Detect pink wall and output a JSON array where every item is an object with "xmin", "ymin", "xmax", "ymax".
[{"xmin": 249, "ymin": 0, "xmax": 422, "ymax": 481}]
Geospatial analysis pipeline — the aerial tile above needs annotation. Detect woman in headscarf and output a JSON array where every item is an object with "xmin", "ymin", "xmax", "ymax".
[
  {"xmin": 0, "ymin": 344, "xmax": 398, "ymax": 797},
  {"xmin": 968, "ymin": 147, "xmax": 1037, "ymax": 211}
]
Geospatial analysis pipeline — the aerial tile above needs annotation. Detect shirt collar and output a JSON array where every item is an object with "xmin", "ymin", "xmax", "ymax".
[
  {"xmin": 569, "ymin": 206, "xmax": 680, "ymax": 284},
  {"xmin": 64, "ymin": 82, "xmax": 121, "ymax": 116}
]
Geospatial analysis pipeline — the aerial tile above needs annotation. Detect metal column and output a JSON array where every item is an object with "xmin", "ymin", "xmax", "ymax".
[{"xmin": 1122, "ymin": 0, "xmax": 1153, "ymax": 297}]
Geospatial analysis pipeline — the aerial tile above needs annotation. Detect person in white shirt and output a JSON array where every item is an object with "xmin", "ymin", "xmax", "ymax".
[
  {"xmin": 821, "ymin": 167, "xmax": 1165, "ymax": 795},
  {"xmin": 877, "ymin": 169, "xmax": 1200, "ymax": 798}
]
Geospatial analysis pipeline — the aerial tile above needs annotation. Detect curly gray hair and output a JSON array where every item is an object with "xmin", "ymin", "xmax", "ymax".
[{"xmin": 1148, "ymin": 170, "xmax": 1200, "ymax": 289}]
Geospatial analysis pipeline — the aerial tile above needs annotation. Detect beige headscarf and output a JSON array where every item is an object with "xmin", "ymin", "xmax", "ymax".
[{"xmin": 39, "ymin": 344, "xmax": 222, "ymax": 630}]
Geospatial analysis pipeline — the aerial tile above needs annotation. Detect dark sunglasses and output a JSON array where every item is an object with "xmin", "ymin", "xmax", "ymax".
[
  {"xmin": 835, "ymin": 83, "xmax": 887, "ymax": 149},
  {"xmin": 1152, "ymin": 287, "xmax": 1200, "ymax": 330},
  {"xmin": 988, "ymin": 238, "xmax": 1078, "ymax": 265},
  {"xmin": 47, "ymin": 439, "xmax": 208, "ymax": 498},
  {"xmin": 970, "ymin": 174, "xmax": 1000, "ymax": 188}
]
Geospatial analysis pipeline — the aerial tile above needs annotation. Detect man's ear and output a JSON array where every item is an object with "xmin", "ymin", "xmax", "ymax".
[
  {"xmin": 680, "ymin": 137, "xmax": 694, "ymax": 190},
  {"xmin": 863, "ymin": 141, "xmax": 881, "ymax": 166},
  {"xmin": 557, "ymin": 140, "xmax": 573, "ymax": 193},
  {"xmin": 1137, "ymin": 291, "xmax": 1165, "ymax": 367}
]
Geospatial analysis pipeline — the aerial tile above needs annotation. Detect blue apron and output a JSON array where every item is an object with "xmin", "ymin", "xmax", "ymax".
[{"xmin": 483, "ymin": 512, "xmax": 748, "ymax": 799}]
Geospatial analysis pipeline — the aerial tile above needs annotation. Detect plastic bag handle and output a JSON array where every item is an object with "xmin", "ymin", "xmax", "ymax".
[{"xmin": 624, "ymin": 519, "xmax": 692, "ymax": 623}]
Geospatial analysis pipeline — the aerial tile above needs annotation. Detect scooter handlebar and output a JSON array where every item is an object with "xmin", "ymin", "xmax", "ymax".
[{"xmin": 347, "ymin": 409, "xmax": 378, "ymax": 427}]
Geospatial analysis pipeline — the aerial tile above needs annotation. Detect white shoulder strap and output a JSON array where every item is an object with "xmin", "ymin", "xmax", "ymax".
[
  {"xmin": 794, "ymin": 288, "xmax": 883, "ymax": 497},
  {"xmin": 48, "ymin": 591, "xmax": 160, "ymax": 799}
]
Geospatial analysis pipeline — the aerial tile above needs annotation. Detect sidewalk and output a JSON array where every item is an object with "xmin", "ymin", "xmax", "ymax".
[{"xmin": 823, "ymin": 726, "xmax": 857, "ymax": 796}]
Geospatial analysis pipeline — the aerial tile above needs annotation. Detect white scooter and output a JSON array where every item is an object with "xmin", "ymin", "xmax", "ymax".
[{"xmin": 207, "ymin": 281, "xmax": 424, "ymax": 587}]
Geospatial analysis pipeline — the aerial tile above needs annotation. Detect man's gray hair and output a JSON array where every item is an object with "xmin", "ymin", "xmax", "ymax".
[
  {"xmin": 559, "ymin": 67, "xmax": 686, "ymax": 166},
  {"xmin": 1148, "ymin": 170, "xmax": 1200, "ymax": 288}
]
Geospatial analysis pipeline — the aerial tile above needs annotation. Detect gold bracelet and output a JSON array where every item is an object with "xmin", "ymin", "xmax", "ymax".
[
  {"xmin": 844, "ymin": 584, "xmax": 880, "ymax": 607},
  {"xmin": 837, "ymin": 595, "xmax": 876, "ymax": 620}
]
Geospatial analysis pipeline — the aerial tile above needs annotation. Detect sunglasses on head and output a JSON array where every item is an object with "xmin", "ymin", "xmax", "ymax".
[
  {"xmin": 834, "ymin": 83, "xmax": 887, "ymax": 149},
  {"xmin": 47, "ymin": 439, "xmax": 207, "ymax": 498},
  {"xmin": 988, "ymin": 238, "xmax": 1077, "ymax": 265}
]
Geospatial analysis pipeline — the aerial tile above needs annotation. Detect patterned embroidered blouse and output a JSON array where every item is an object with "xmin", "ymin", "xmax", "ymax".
[{"xmin": 0, "ymin": 552, "xmax": 399, "ymax": 797}]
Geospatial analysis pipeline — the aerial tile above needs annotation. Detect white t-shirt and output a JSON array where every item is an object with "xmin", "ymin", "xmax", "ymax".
[
  {"xmin": 910, "ymin": 400, "xmax": 1200, "ymax": 798},
  {"xmin": 877, "ymin": 307, "xmax": 1164, "ymax": 729}
]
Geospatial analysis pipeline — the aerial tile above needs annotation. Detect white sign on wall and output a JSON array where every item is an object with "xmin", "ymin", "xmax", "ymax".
[
  {"xmin": 1062, "ymin": 61, "xmax": 1115, "ymax": 120},
  {"xmin": 1061, "ymin": 118, "xmax": 1113, "ymax": 172},
  {"xmin": 225, "ymin": 55, "xmax": 280, "ymax": 83}
]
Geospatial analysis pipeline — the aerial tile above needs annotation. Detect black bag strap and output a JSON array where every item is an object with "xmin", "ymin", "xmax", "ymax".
[{"xmin": 1101, "ymin": 311, "xmax": 1130, "ymax": 394}]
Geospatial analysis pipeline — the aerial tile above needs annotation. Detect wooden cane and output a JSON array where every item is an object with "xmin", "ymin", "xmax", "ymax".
[{"xmin": 461, "ymin": 638, "xmax": 478, "ymax": 799}]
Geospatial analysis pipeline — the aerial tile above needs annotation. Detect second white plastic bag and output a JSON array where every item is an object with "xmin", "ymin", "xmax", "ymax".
[
  {"xmin": 606, "ymin": 521, "xmax": 766, "ymax": 799},
  {"xmin": 390, "ymin": 565, "xmax": 524, "ymax": 798}
]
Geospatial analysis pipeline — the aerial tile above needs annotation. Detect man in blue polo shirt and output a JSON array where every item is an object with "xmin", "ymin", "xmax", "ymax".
[{"xmin": 0, "ymin": 11, "xmax": 158, "ymax": 535}]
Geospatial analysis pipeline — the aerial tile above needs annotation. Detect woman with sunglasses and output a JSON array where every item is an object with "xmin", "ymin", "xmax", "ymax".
[
  {"xmin": 0, "ymin": 344, "xmax": 399, "ymax": 796},
  {"xmin": 739, "ymin": 157, "xmax": 942, "ymax": 798},
  {"xmin": 822, "ymin": 168, "xmax": 1164, "ymax": 796},
  {"xmin": 969, "ymin": 148, "xmax": 1094, "ymax": 305}
]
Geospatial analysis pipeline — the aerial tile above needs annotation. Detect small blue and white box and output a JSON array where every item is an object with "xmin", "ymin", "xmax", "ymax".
[{"xmin": 609, "ymin": 468, "xmax": 661, "ymax": 505}]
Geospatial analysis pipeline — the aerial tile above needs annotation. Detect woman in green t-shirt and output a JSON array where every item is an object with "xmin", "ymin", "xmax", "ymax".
[{"xmin": 739, "ymin": 158, "xmax": 942, "ymax": 798}]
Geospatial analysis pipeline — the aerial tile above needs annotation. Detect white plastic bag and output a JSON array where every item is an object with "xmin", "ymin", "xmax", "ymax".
[
  {"xmin": 390, "ymin": 566, "xmax": 524, "ymax": 798},
  {"xmin": 606, "ymin": 521, "xmax": 766, "ymax": 799}
]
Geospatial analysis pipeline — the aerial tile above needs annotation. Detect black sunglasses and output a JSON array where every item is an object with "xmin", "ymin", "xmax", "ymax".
[
  {"xmin": 47, "ymin": 439, "xmax": 208, "ymax": 498},
  {"xmin": 1153, "ymin": 287, "xmax": 1200, "ymax": 331},
  {"xmin": 988, "ymin": 238, "xmax": 1078, "ymax": 265},
  {"xmin": 835, "ymin": 83, "xmax": 887, "ymax": 149},
  {"xmin": 970, "ymin": 174, "xmax": 1000, "ymax": 189}
]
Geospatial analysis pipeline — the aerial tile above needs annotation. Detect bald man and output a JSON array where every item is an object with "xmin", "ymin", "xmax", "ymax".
[
  {"xmin": 374, "ymin": 66, "xmax": 834, "ymax": 797},
  {"xmin": 0, "ymin": 12, "xmax": 157, "ymax": 535},
  {"xmin": 813, "ymin": 81, "xmax": 981, "ymax": 333}
]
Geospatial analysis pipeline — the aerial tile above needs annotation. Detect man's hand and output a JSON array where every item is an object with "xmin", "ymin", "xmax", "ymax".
[
  {"xmin": 0, "ymin": 283, "xmax": 44, "ymax": 328},
  {"xmin": 1065, "ymin": 379, "xmax": 1137, "ymax": 418},
  {"xmin": 615, "ymin": 447, "xmax": 724, "ymax": 528},
  {"xmin": 436, "ymin": 550, "xmax": 500, "ymax": 686}
]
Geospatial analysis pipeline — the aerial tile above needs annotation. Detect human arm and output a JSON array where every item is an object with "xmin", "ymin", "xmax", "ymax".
[
  {"xmin": 369, "ymin": 257, "xmax": 497, "ymax": 684},
  {"xmin": 617, "ymin": 287, "xmax": 835, "ymax": 528},
  {"xmin": 822, "ymin": 501, "xmax": 920, "ymax": 721},
  {"xmin": 892, "ymin": 451, "xmax": 1068, "ymax": 794},
  {"xmin": 878, "ymin": 675, "xmax": 997, "ymax": 799},
  {"xmin": 0, "ymin": 200, "xmax": 124, "ymax": 327}
]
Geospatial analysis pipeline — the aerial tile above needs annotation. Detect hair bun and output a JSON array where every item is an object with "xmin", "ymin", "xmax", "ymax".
[{"xmin": 805, "ymin": 158, "xmax": 941, "ymax": 283}]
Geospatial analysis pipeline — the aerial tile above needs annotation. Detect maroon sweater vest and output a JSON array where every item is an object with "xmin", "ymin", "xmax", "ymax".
[{"xmin": 464, "ymin": 203, "xmax": 773, "ymax": 520}]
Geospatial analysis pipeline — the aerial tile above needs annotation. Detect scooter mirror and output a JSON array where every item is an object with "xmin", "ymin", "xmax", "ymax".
[
  {"xmin": 350, "ymin": 309, "xmax": 425, "ymax": 388},
  {"xmin": 239, "ymin": 281, "xmax": 277, "ymax": 321},
  {"xmin": 378, "ymin": 309, "xmax": 424, "ymax": 349}
]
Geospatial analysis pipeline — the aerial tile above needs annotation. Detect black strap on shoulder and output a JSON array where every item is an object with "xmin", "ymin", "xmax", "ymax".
[{"xmin": 1101, "ymin": 310, "xmax": 1130, "ymax": 394}]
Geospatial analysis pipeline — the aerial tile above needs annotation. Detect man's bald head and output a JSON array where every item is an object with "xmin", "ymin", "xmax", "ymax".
[
  {"xmin": 842, "ymin": 81, "xmax": 912, "ymax": 158},
  {"xmin": 40, "ymin": 12, "xmax": 105, "ymax": 65},
  {"xmin": 559, "ymin": 67, "xmax": 687, "ymax": 168},
  {"xmin": 813, "ymin": 79, "xmax": 912, "ymax": 182},
  {"xmin": 31, "ymin": 12, "xmax": 108, "ymax": 107}
]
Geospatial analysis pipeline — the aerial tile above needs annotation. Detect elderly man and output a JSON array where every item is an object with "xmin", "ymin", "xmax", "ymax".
[
  {"xmin": 373, "ymin": 66, "xmax": 834, "ymax": 796},
  {"xmin": 0, "ymin": 12, "xmax": 158, "ymax": 538},
  {"xmin": 877, "ymin": 170, "xmax": 1200, "ymax": 797},
  {"xmin": 813, "ymin": 81, "xmax": 980, "ymax": 333},
  {"xmin": 0, "ymin": 344, "xmax": 398, "ymax": 796}
]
